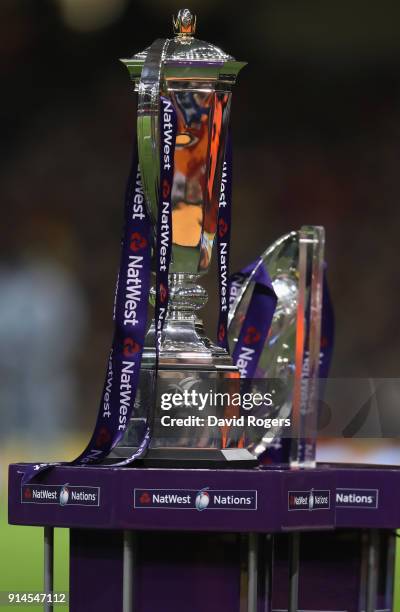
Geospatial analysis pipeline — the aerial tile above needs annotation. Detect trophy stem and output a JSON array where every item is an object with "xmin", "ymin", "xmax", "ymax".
[
  {"xmin": 143, "ymin": 272, "xmax": 232, "ymax": 366},
  {"xmin": 167, "ymin": 273, "xmax": 207, "ymax": 321},
  {"xmin": 155, "ymin": 272, "xmax": 211, "ymax": 360}
]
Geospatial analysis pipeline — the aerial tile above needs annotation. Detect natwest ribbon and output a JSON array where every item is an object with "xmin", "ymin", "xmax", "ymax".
[
  {"xmin": 86, "ymin": 97, "xmax": 177, "ymax": 471},
  {"xmin": 155, "ymin": 97, "xmax": 176, "ymax": 355},
  {"xmin": 216, "ymin": 135, "xmax": 232, "ymax": 352},
  {"xmin": 214, "ymin": 132, "xmax": 278, "ymax": 377},
  {"xmin": 215, "ymin": 134, "xmax": 278, "ymax": 379},
  {"xmin": 231, "ymin": 260, "xmax": 277, "ymax": 379},
  {"xmin": 21, "ymin": 148, "xmax": 152, "ymax": 484},
  {"xmin": 113, "ymin": 96, "xmax": 177, "ymax": 467},
  {"xmin": 21, "ymin": 98, "xmax": 177, "ymax": 483}
]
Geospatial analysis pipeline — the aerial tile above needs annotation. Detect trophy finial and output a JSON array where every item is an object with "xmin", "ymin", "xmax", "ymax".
[{"xmin": 173, "ymin": 8, "xmax": 196, "ymax": 37}]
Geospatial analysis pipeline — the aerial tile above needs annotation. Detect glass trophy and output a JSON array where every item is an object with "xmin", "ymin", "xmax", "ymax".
[
  {"xmin": 228, "ymin": 226, "xmax": 325, "ymax": 468},
  {"xmin": 112, "ymin": 9, "xmax": 256, "ymax": 467},
  {"xmin": 290, "ymin": 226, "xmax": 325, "ymax": 468}
]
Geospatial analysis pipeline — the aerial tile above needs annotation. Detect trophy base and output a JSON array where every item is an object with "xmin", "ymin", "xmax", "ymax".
[{"xmin": 108, "ymin": 447, "xmax": 258, "ymax": 469}]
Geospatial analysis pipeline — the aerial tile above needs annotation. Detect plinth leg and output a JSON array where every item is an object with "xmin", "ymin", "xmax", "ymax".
[
  {"xmin": 123, "ymin": 531, "xmax": 136, "ymax": 612},
  {"xmin": 248, "ymin": 533, "xmax": 258, "ymax": 612},
  {"xmin": 366, "ymin": 529, "xmax": 379, "ymax": 612},
  {"xmin": 288, "ymin": 532, "xmax": 300, "ymax": 612},
  {"xmin": 385, "ymin": 531, "xmax": 396, "ymax": 608},
  {"xmin": 43, "ymin": 526, "xmax": 54, "ymax": 612},
  {"xmin": 244, "ymin": 533, "xmax": 274, "ymax": 612},
  {"xmin": 263, "ymin": 534, "xmax": 274, "ymax": 612}
]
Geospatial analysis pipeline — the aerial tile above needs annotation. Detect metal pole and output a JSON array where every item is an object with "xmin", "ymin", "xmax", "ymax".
[
  {"xmin": 123, "ymin": 531, "xmax": 136, "ymax": 612},
  {"xmin": 264, "ymin": 534, "xmax": 274, "ymax": 612},
  {"xmin": 366, "ymin": 529, "xmax": 380, "ymax": 612},
  {"xmin": 384, "ymin": 531, "xmax": 396, "ymax": 609},
  {"xmin": 43, "ymin": 526, "xmax": 54, "ymax": 612},
  {"xmin": 248, "ymin": 533, "xmax": 258, "ymax": 612},
  {"xmin": 288, "ymin": 532, "xmax": 300, "ymax": 612}
]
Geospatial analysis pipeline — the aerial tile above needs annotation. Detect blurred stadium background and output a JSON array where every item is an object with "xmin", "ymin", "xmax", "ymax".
[{"xmin": 1, "ymin": 0, "xmax": 400, "ymax": 606}]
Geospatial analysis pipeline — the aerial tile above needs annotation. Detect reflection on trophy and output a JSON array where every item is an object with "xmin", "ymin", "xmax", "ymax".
[{"xmin": 114, "ymin": 9, "xmax": 256, "ymax": 466}]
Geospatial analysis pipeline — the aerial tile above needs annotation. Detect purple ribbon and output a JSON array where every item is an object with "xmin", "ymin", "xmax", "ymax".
[
  {"xmin": 155, "ymin": 97, "xmax": 176, "ymax": 355},
  {"xmin": 21, "ymin": 98, "xmax": 177, "ymax": 483},
  {"xmin": 21, "ymin": 147, "xmax": 152, "ymax": 483},
  {"xmin": 231, "ymin": 260, "xmax": 277, "ymax": 378},
  {"xmin": 103, "ymin": 96, "xmax": 177, "ymax": 469},
  {"xmin": 216, "ymin": 135, "xmax": 232, "ymax": 352},
  {"xmin": 215, "ymin": 136, "xmax": 278, "ymax": 381}
]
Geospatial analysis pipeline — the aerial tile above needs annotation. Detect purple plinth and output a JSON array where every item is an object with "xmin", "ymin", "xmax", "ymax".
[
  {"xmin": 8, "ymin": 462, "xmax": 399, "ymax": 611},
  {"xmin": 9, "ymin": 462, "xmax": 400, "ymax": 530},
  {"xmin": 9, "ymin": 464, "xmax": 337, "ymax": 531}
]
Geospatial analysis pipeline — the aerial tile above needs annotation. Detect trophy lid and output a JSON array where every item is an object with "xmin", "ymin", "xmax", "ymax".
[{"xmin": 121, "ymin": 8, "xmax": 246, "ymax": 82}]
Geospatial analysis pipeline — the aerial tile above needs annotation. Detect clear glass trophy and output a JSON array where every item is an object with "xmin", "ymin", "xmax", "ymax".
[
  {"xmin": 290, "ymin": 226, "xmax": 325, "ymax": 468},
  {"xmin": 112, "ymin": 9, "xmax": 256, "ymax": 467},
  {"xmin": 228, "ymin": 226, "xmax": 325, "ymax": 468}
]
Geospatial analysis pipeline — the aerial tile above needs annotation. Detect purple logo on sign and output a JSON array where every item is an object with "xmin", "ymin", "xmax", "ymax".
[
  {"xmin": 134, "ymin": 488, "xmax": 257, "ymax": 511},
  {"xmin": 288, "ymin": 489, "xmax": 330, "ymax": 511},
  {"xmin": 336, "ymin": 488, "xmax": 378, "ymax": 509}
]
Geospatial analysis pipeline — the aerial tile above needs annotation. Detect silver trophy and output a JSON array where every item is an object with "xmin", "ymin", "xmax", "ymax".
[{"xmin": 114, "ymin": 9, "xmax": 256, "ymax": 466}]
